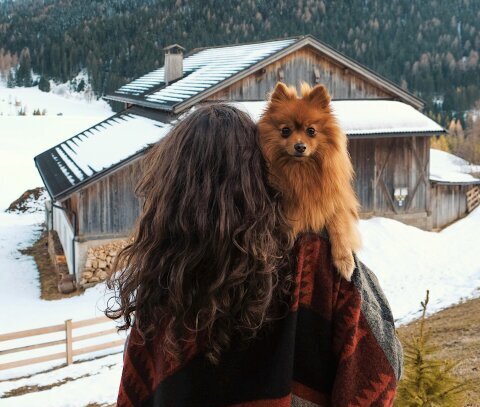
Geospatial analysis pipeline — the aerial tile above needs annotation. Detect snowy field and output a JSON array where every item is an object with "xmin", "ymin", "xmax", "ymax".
[
  {"xmin": 0, "ymin": 79, "xmax": 113, "ymax": 210},
  {"xmin": 1, "ymin": 83, "xmax": 479, "ymax": 405}
]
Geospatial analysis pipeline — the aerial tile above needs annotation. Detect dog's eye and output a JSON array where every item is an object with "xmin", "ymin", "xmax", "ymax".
[
  {"xmin": 281, "ymin": 127, "xmax": 291, "ymax": 138},
  {"xmin": 306, "ymin": 127, "xmax": 316, "ymax": 137}
]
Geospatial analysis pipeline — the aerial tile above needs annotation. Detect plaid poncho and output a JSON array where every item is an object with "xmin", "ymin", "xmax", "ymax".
[{"xmin": 117, "ymin": 231, "xmax": 403, "ymax": 406}]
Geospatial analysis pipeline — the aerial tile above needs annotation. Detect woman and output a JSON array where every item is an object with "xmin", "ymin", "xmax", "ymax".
[{"xmin": 107, "ymin": 103, "xmax": 403, "ymax": 407}]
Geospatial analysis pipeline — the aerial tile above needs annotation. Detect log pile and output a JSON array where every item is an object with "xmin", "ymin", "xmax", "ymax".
[{"xmin": 79, "ymin": 239, "xmax": 130, "ymax": 287}]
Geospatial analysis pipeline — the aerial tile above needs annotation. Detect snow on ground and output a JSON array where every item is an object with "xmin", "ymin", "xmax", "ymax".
[
  {"xmin": 430, "ymin": 148, "xmax": 480, "ymax": 182},
  {"xmin": 0, "ymin": 210, "xmax": 126, "ymax": 406},
  {"xmin": 0, "ymin": 115, "xmax": 115, "ymax": 210},
  {"xmin": 0, "ymin": 70, "xmax": 112, "ymax": 117},
  {"xmin": 0, "ymin": 353, "xmax": 123, "ymax": 407},
  {"xmin": 0, "ymin": 80, "xmax": 113, "ymax": 210},
  {"xmin": 357, "ymin": 206, "xmax": 480, "ymax": 324},
  {"xmin": 0, "ymin": 211, "xmax": 126, "ymax": 379},
  {"xmin": 0, "ymin": 83, "xmax": 122, "ymax": 404}
]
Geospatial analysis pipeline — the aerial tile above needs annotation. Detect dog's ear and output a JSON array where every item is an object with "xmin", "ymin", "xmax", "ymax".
[
  {"xmin": 269, "ymin": 82, "xmax": 295, "ymax": 103},
  {"xmin": 307, "ymin": 84, "xmax": 331, "ymax": 109}
]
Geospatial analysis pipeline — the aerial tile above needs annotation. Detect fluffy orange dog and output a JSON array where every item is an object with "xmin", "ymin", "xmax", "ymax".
[{"xmin": 258, "ymin": 82, "xmax": 362, "ymax": 280}]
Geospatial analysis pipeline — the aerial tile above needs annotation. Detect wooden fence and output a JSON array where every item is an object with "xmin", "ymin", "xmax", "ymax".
[
  {"xmin": 0, "ymin": 316, "xmax": 124, "ymax": 371},
  {"xmin": 467, "ymin": 186, "xmax": 480, "ymax": 213}
]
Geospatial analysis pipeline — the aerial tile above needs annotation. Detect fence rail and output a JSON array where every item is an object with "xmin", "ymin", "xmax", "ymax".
[
  {"xmin": 467, "ymin": 186, "xmax": 480, "ymax": 213},
  {"xmin": 0, "ymin": 316, "xmax": 124, "ymax": 371}
]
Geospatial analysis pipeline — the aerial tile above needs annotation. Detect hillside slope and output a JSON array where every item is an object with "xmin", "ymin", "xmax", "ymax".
[{"xmin": 0, "ymin": 0, "xmax": 479, "ymax": 119}]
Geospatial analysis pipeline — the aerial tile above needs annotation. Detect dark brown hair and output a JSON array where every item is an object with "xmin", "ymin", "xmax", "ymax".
[{"xmin": 106, "ymin": 103, "xmax": 294, "ymax": 364}]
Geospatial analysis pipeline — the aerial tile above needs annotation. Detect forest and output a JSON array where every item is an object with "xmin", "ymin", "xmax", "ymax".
[{"xmin": 0, "ymin": 0, "xmax": 479, "ymax": 125}]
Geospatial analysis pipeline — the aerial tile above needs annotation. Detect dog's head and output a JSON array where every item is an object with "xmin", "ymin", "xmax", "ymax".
[{"xmin": 258, "ymin": 82, "xmax": 345, "ymax": 165}]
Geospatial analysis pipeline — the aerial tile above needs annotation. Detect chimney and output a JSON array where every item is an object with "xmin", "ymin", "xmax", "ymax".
[{"xmin": 164, "ymin": 44, "xmax": 185, "ymax": 85}]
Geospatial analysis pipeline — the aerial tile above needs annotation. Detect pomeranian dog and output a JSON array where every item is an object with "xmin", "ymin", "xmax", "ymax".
[{"xmin": 258, "ymin": 81, "xmax": 362, "ymax": 281}]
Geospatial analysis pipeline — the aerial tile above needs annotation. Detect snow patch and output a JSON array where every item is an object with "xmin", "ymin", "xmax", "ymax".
[
  {"xmin": 357, "ymin": 206, "xmax": 480, "ymax": 324},
  {"xmin": 430, "ymin": 148, "xmax": 480, "ymax": 183}
]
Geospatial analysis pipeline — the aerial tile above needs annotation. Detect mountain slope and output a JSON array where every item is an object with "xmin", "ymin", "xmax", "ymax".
[{"xmin": 0, "ymin": 0, "xmax": 479, "ymax": 120}]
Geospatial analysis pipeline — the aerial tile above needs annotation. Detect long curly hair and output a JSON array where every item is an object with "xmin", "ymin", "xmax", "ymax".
[{"xmin": 106, "ymin": 103, "xmax": 294, "ymax": 365}]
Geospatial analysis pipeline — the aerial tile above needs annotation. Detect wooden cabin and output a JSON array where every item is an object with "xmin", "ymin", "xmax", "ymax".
[{"xmin": 35, "ymin": 35, "xmax": 446, "ymax": 282}]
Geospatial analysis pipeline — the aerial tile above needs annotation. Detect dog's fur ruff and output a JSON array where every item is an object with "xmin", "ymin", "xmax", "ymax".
[{"xmin": 258, "ymin": 81, "xmax": 362, "ymax": 280}]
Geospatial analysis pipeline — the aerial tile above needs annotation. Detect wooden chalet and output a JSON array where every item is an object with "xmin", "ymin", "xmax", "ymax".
[{"xmin": 34, "ymin": 35, "xmax": 448, "ymax": 281}]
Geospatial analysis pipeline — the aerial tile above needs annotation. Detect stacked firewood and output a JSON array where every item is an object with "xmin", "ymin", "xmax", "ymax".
[{"xmin": 79, "ymin": 239, "xmax": 130, "ymax": 287}]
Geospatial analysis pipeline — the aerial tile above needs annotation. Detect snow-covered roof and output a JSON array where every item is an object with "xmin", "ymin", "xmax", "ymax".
[
  {"xmin": 429, "ymin": 149, "xmax": 480, "ymax": 185},
  {"xmin": 109, "ymin": 38, "xmax": 297, "ymax": 110},
  {"xmin": 105, "ymin": 35, "xmax": 424, "ymax": 112},
  {"xmin": 34, "ymin": 108, "xmax": 174, "ymax": 199},
  {"xmin": 232, "ymin": 100, "xmax": 444, "ymax": 136},
  {"xmin": 35, "ymin": 100, "xmax": 446, "ymax": 200}
]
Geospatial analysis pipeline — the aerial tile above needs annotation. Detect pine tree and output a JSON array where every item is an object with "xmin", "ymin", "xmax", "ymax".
[
  {"xmin": 77, "ymin": 78, "xmax": 85, "ymax": 92},
  {"xmin": 16, "ymin": 47, "xmax": 33, "ymax": 87},
  {"xmin": 394, "ymin": 291, "xmax": 471, "ymax": 406},
  {"xmin": 7, "ymin": 69, "xmax": 16, "ymax": 88},
  {"xmin": 38, "ymin": 76, "xmax": 50, "ymax": 92}
]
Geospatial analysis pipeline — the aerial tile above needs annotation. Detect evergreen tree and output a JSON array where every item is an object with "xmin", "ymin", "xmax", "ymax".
[
  {"xmin": 77, "ymin": 78, "xmax": 85, "ymax": 92},
  {"xmin": 394, "ymin": 291, "xmax": 472, "ymax": 406},
  {"xmin": 16, "ymin": 47, "xmax": 33, "ymax": 87},
  {"xmin": 38, "ymin": 75, "xmax": 50, "ymax": 92},
  {"xmin": 7, "ymin": 69, "xmax": 15, "ymax": 88},
  {"xmin": 0, "ymin": 0, "xmax": 479, "ymax": 116}
]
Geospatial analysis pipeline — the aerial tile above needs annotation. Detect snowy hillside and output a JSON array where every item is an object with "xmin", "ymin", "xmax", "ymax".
[
  {"xmin": 0, "ymin": 71, "xmax": 112, "ymax": 117},
  {"xmin": 0, "ymin": 78, "xmax": 114, "ymax": 210}
]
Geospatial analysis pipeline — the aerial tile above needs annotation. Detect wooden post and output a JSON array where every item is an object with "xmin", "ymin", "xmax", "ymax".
[{"xmin": 65, "ymin": 319, "xmax": 73, "ymax": 365}]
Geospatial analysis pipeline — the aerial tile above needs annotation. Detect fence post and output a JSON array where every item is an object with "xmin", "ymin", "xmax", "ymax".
[{"xmin": 65, "ymin": 319, "xmax": 73, "ymax": 365}]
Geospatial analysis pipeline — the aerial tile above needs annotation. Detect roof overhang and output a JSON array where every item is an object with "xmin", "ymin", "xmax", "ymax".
[
  {"xmin": 231, "ymin": 100, "xmax": 443, "ymax": 137},
  {"xmin": 430, "ymin": 179, "xmax": 480, "ymax": 186}
]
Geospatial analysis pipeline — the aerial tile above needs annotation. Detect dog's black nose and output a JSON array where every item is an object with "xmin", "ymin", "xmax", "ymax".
[{"xmin": 294, "ymin": 143, "xmax": 306, "ymax": 153}]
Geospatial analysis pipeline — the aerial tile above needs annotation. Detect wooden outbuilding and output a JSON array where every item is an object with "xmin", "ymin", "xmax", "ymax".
[{"xmin": 35, "ymin": 35, "xmax": 445, "ymax": 281}]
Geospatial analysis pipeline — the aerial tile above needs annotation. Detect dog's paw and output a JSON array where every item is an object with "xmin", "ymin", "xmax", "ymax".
[{"xmin": 333, "ymin": 252, "xmax": 355, "ymax": 282}]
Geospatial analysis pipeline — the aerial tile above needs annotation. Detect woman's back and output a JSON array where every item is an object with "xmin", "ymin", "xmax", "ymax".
[{"xmin": 118, "ymin": 230, "xmax": 402, "ymax": 407}]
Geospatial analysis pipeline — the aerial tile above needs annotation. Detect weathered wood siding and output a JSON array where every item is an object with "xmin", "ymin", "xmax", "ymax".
[
  {"xmin": 74, "ymin": 157, "xmax": 145, "ymax": 238},
  {"xmin": 430, "ymin": 184, "xmax": 470, "ymax": 229},
  {"xmin": 349, "ymin": 136, "xmax": 429, "ymax": 215},
  {"xmin": 70, "ymin": 135, "xmax": 431, "ymax": 238},
  {"xmin": 62, "ymin": 194, "xmax": 79, "ymax": 233},
  {"xmin": 348, "ymin": 138, "xmax": 375, "ymax": 212},
  {"xmin": 209, "ymin": 46, "xmax": 393, "ymax": 101}
]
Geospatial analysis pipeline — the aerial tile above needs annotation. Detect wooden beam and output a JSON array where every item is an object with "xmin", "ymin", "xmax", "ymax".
[
  {"xmin": 72, "ymin": 339, "xmax": 125, "ymax": 357},
  {"xmin": 374, "ymin": 138, "xmax": 396, "ymax": 212},
  {"xmin": 73, "ymin": 328, "xmax": 118, "ymax": 343},
  {"xmin": 0, "ymin": 339, "xmax": 66, "ymax": 356},
  {"xmin": 379, "ymin": 177, "xmax": 398, "ymax": 213},
  {"xmin": 405, "ymin": 136, "xmax": 428, "ymax": 211},
  {"xmin": 65, "ymin": 319, "xmax": 73, "ymax": 365},
  {"xmin": 71, "ymin": 316, "xmax": 111, "ymax": 329},
  {"xmin": 0, "ymin": 324, "xmax": 64, "ymax": 342},
  {"xmin": 0, "ymin": 352, "xmax": 66, "ymax": 371}
]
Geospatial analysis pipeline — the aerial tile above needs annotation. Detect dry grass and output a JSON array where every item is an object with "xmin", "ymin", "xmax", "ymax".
[
  {"xmin": 2, "ymin": 374, "xmax": 91, "ymax": 398},
  {"xmin": 397, "ymin": 297, "xmax": 480, "ymax": 406},
  {"xmin": 19, "ymin": 227, "xmax": 84, "ymax": 300}
]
